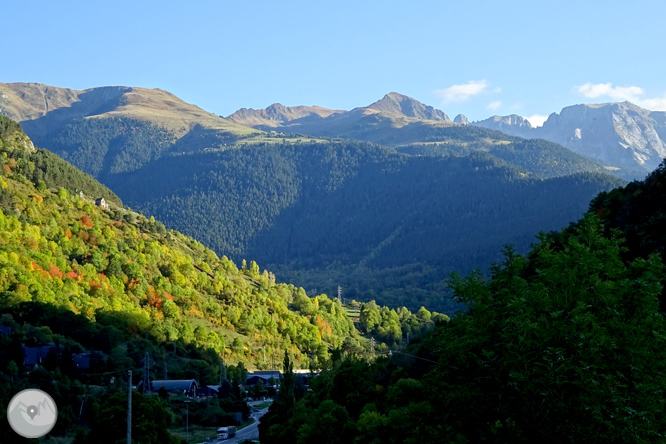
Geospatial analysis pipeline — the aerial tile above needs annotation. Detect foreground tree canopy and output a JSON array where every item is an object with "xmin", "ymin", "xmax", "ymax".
[{"xmin": 263, "ymin": 213, "xmax": 666, "ymax": 443}]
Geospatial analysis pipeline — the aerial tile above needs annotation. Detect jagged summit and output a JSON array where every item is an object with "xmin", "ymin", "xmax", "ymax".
[
  {"xmin": 454, "ymin": 114, "xmax": 469, "ymax": 125},
  {"xmin": 226, "ymin": 92, "xmax": 453, "ymax": 142},
  {"xmin": 474, "ymin": 114, "xmax": 533, "ymax": 130},
  {"xmin": 227, "ymin": 103, "xmax": 343, "ymax": 128},
  {"xmin": 467, "ymin": 101, "xmax": 666, "ymax": 176}
]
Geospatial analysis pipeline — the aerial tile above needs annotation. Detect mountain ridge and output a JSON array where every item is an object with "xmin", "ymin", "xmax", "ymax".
[
  {"xmin": 0, "ymin": 82, "xmax": 259, "ymax": 138},
  {"xmin": 471, "ymin": 101, "xmax": 666, "ymax": 176},
  {"xmin": 226, "ymin": 91, "xmax": 455, "ymax": 141}
]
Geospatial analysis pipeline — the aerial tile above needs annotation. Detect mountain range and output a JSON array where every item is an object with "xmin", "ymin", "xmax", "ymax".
[
  {"xmin": 3, "ymin": 84, "xmax": 666, "ymax": 444},
  {"xmin": 4, "ymin": 82, "xmax": 665, "ymax": 179},
  {"xmin": 227, "ymin": 91, "xmax": 458, "ymax": 146},
  {"xmin": 229, "ymin": 92, "xmax": 666, "ymax": 179},
  {"xmin": 0, "ymin": 82, "xmax": 638, "ymax": 311}
]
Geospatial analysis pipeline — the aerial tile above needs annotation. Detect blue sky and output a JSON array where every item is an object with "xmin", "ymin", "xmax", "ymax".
[{"xmin": 4, "ymin": 0, "xmax": 665, "ymax": 125}]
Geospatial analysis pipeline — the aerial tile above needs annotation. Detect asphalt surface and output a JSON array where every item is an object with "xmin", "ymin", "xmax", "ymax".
[{"xmin": 199, "ymin": 401, "xmax": 269, "ymax": 444}]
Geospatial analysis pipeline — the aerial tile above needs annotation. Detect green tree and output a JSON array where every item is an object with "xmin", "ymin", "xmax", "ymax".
[
  {"xmin": 259, "ymin": 351, "xmax": 297, "ymax": 444},
  {"xmin": 87, "ymin": 391, "xmax": 180, "ymax": 444},
  {"xmin": 433, "ymin": 215, "xmax": 666, "ymax": 443}
]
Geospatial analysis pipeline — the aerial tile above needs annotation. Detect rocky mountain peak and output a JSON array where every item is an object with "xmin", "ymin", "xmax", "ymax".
[
  {"xmin": 366, "ymin": 92, "xmax": 451, "ymax": 122},
  {"xmin": 453, "ymin": 114, "xmax": 469, "ymax": 125},
  {"xmin": 472, "ymin": 114, "xmax": 533, "ymax": 136},
  {"xmin": 538, "ymin": 102, "xmax": 666, "ymax": 172}
]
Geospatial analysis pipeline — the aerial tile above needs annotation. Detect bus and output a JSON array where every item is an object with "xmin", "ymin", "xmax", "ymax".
[{"xmin": 217, "ymin": 426, "xmax": 237, "ymax": 440}]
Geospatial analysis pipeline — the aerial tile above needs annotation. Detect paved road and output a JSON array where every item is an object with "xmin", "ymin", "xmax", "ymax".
[{"xmin": 199, "ymin": 403, "xmax": 269, "ymax": 444}]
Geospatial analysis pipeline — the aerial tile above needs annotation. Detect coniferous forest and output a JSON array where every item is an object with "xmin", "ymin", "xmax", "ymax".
[
  {"xmin": 21, "ymin": 109, "xmax": 625, "ymax": 312},
  {"xmin": 105, "ymin": 139, "xmax": 623, "ymax": 313}
]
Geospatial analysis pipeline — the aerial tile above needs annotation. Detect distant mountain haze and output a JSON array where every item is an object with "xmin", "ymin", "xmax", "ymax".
[
  {"xmin": 228, "ymin": 103, "xmax": 345, "ymax": 129},
  {"xmin": 473, "ymin": 114, "xmax": 534, "ymax": 134}
]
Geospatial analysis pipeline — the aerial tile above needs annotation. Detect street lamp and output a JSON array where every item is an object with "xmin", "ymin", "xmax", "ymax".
[{"xmin": 185, "ymin": 400, "xmax": 191, "ymax": 443}]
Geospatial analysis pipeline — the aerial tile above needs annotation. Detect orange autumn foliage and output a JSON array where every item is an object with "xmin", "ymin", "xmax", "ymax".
[
  {"xmin": 48, "ymin": 263, "xmax": 64, "ymax": 279},
  {"xmin": 148, "ymin": 293, "xmax": 163, "ymax": 309},
  {"xmin": 81, "ymin": 214, "xmax": 94, "ymax": 228}
]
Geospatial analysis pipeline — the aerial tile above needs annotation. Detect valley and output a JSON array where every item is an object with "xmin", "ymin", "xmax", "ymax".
[{"xmin": 1, "ymin": 81, "xmax": 665, "ymax": 444}]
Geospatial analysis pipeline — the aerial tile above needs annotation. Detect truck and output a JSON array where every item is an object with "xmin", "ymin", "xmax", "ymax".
[{"xmin": 217, "ymin": 426, "xmax": 237, "ymax": 440}]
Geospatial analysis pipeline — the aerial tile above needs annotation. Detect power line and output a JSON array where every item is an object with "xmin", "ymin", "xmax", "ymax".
[{"xmin": 386, "ymin": 350, "xmax": 438, "ymax": 364}]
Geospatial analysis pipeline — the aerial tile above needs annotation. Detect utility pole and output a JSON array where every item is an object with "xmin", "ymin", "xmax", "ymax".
[
  {"xmin": 185, "ymin": 401, "xmax": 191, "ymax": 443},
  {"xmin": 127, "ymin": 370, "xmax": 132, "ymax": 444},
  {"xmin": 163, "ymin": 359, "xmax": 168, "ymax": 380},
  {"xmin": 338, "ymin": 286, "xmax": 342, "ymax": 305},
  {"xmin": 143, "ymin": 352, "xmax": 151, "ymax": 395},
  {"xmin": 370, "ymin": 337, "xmax": 375, "ymax": 357}
]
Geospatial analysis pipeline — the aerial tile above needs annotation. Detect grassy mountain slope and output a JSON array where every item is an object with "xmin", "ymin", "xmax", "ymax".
[
  {"xmin": 398, "ymin": 129, "xmax": 612, "ymax": 179},
  {"xmin": 1, "ymin": 84, "xmax": 625, "ymax": 313},
  {"xmin": 4, "ymin": 84, "xmax": 616, "ymax": 182},
  {"xmin": 0, "ymin": 82, "xmax": 257, "ymax": 138},
  {"xmin": 107, "ymin": 140, "xmax": 624, "ymax": 312},
  {"xmin": 0, "ymin": 82, "xmax": 262, "ymax": 178}
]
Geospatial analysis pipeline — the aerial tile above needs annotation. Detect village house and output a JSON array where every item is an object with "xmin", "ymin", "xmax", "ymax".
[{"xmin": 95, "ymin": 197, "xmax": 109, "ymax": 210}]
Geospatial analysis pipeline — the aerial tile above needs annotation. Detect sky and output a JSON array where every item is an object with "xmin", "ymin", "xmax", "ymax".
[{"xmin": 3, "ymin": 0, "xmax": 666, "ymax": 126}]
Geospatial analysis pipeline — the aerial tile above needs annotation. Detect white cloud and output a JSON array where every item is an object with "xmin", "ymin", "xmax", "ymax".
[
  {"xmin": 487, "ymin": 101, "xmax": 502, "ymax": 110},
  {"xmin": 577, "ymin": 82, "xmax": 644, "ymax": 102},
  {"xmin": 575, "ymin": 82, "xmax": 666, "ymax": 111},
  {"xmin": 434, "ymin": 80, "xmax": 489, "ymax": 103},
  {"xmin": 526, "ymin": 114, "xmax": 548, "ymax": 128},
  {"xmin": 638, "ymin": 94, "xmax": 666, "ymax": 111}
]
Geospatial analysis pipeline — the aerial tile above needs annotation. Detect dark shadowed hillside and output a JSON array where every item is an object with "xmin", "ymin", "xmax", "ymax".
[{"xmin": 107, "ymin": 140, "xmax": 624, "ymax": 312}]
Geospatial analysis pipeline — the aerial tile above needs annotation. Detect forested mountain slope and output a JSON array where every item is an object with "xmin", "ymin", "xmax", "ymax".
[
  {"xmin": 0, "ymin": 117, "xmax": 442, "ymax": 372},
  {"xmin": 108, "ymin": 139, "xmax": 624, "ymax": 312},
  {"xmin": 259, "ymin": 174, "xmax": 666, "ymax": 443},
  {"xmin": 1, "ymin": 84, "xmax": 627, "ymax": 311},
  {"xmin": 396, "ymin": 127, "xmax": 611, "ymax": 179}
]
